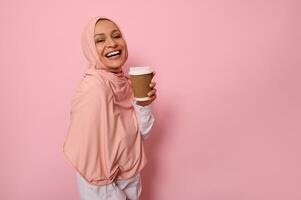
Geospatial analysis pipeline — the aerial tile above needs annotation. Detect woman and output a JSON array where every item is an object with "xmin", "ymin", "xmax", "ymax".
[{"xmin": 63, "ymin": 16, "xmax": 156, "ymax": 200}]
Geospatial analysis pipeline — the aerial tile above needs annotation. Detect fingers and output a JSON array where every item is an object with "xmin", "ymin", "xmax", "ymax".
[
  {"xmin": 137, "ymin": 91, "xmax": 156, "ymax": 107},
  {"xmin": 135, "ymin": 77, "xmax": 157, "ymax": 106},
  {"xmin": 149, "ymin": 94, "xmax": 157, "ymax": 101},
  {"xmin": 147, "ymin": 87, "xmax": 157, "ymax": 104},
  {"xmin": 147, "ymin": 88, "xmax": 157, "ymax": 96},
  {"xmin": 148, "ymin": 81, "xmax": 157, "ymax": 103},
  {"xmin": 149, "ymin": 82, "xmax": 156, "ymax": 88}
]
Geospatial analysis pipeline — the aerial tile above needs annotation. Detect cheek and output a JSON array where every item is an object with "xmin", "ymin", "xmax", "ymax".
[
  {"xmin": 121, "ymin": 42, "xmax": 128, "ymax": 55},
  {"xmin": 124, "ymin": 48, "xmax": 128, "ymax": 59},
  {"xmin": 96, "ymin": 45, "xmax": 105, "ymax": 56},
  {"xmin": 96, "ymin": 47, "xmax": 107, "ymax": 63},
  {"xmin": 118, "ymin": 39, "xmax": 127, "ymax": 48}
]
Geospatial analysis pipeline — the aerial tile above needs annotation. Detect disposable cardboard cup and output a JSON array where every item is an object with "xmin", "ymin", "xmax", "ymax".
[{"xmin": 129, "ymin": 66, "xmax": 154, "ymax": 101}]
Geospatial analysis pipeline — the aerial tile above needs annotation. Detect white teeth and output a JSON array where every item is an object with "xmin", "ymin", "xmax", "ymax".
[{"xmin": 106, "ymin": 50, "xmax": 120, "ymax": 57}]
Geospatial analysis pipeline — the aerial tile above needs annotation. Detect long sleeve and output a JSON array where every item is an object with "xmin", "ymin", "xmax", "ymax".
[{"xmin": 132, "ymin": 101, "xmax": 155, "ymax": 139}]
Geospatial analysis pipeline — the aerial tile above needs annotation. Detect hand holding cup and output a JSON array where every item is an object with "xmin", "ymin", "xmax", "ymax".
[{"xmin": 129, "ymin": 67, "xmax": 157, "ymax": 106}]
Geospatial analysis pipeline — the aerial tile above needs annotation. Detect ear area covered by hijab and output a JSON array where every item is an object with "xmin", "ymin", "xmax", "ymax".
[
  {"xmin": 62, "ymin": 16, "xmax": 148, "ymax": 186},
  {"xmin": 81, "ymin": 16, "xmax": 105, "ymax": 70}
]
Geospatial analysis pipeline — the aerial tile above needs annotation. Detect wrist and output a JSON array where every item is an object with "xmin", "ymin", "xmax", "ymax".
[{"xmin": 136, "ymin": 100, "xmax": 152, "ymax": 107}]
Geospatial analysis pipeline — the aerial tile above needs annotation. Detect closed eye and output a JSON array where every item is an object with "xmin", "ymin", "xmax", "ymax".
[
  {"xmin": 113, "ymin": 35, "xmax": 121, "ymax": 38},
  {"xmin": 95, "ymin": 35, "xmax": 121, "ymax": 43}
]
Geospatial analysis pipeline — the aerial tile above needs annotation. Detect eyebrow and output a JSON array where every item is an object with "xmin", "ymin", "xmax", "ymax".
[{"xmin": 94, "ymin": 29, "xmax": 120, "ymax": 38}]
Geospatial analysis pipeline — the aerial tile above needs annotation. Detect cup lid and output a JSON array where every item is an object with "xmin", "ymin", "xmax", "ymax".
[{"xmin": 129, "ymin": 66, "xmax": 154, "ymax": 75}]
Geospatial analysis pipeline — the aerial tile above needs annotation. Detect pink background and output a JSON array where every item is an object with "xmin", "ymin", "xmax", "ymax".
[{"xmin": 1, "ymin": 0, "xmax": 300, "ymax": 199}]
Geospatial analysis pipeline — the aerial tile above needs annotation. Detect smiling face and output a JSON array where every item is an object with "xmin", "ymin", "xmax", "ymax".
[{"xmin": 94, "ymin": 19, "xmax": 128, "ymax": 71}]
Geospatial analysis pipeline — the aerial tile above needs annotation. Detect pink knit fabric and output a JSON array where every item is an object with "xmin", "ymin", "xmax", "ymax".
[{"xmin": 63, "ymin": 16, "xmax": 147, "ymax": 186}]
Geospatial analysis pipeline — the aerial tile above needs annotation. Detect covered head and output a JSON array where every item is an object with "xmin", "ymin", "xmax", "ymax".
[{"xmin": 81, "ymin": 16, "xmax": 128, "ymax": 72}]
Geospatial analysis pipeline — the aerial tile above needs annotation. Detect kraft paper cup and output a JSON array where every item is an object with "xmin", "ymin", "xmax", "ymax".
[{"xmin": 129, "ymin": 66, "xmax": 154, "ymax": 101}]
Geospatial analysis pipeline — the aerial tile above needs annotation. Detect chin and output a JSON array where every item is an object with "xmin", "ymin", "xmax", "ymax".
[
  {"xmin": 107, "ymin": 65, "xmax": 122, "ymax": 70},
  {"xmin": 103, "ymin": 58, "xmax": 127, "ymax": 70},
  {"xmin": 105, "ymin": 60, "xmax": 124, "ymax": 69}
]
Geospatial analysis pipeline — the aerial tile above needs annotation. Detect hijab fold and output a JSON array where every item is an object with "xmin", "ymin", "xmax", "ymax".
[{"xmin": 63, "ymin": 16, "xmax": 147, "ymax": 186}]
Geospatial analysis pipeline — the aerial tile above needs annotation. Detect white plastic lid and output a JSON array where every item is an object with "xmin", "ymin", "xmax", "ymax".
[{"xmin": 129, "ymin": 66, "xmax": 154, "ymax": 75}]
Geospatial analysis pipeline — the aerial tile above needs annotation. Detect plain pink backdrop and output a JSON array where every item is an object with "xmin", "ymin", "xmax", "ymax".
[{"xmin": 0, "ymin": 0, "xmax": 300, "ymax": 199}]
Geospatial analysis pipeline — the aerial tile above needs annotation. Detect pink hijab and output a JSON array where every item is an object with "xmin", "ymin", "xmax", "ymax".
[{"xmin": 63, "ymin": 16, "xmax": 147, "ymax": 186}]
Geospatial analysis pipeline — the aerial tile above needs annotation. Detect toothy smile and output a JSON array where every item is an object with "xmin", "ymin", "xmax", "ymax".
[{"xmin": 105, "ymin": 50, "xmax": 121, "ymax": 57}]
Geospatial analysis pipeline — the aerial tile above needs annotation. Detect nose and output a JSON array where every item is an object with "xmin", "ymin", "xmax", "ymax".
[{"xmin": 107, "ymin": 37, "xmax": 117, "ymax": 48}]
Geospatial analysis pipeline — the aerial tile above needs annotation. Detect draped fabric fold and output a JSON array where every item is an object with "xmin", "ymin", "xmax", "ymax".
[{"xmin": 63, "ymin": 16, "xmax": 147, "ymax": 186}]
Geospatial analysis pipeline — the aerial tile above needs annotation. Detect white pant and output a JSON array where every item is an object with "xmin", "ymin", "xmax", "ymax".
[{"xmin": 76, "ymin": 172, "xmax": 142, "ymax": 200}]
